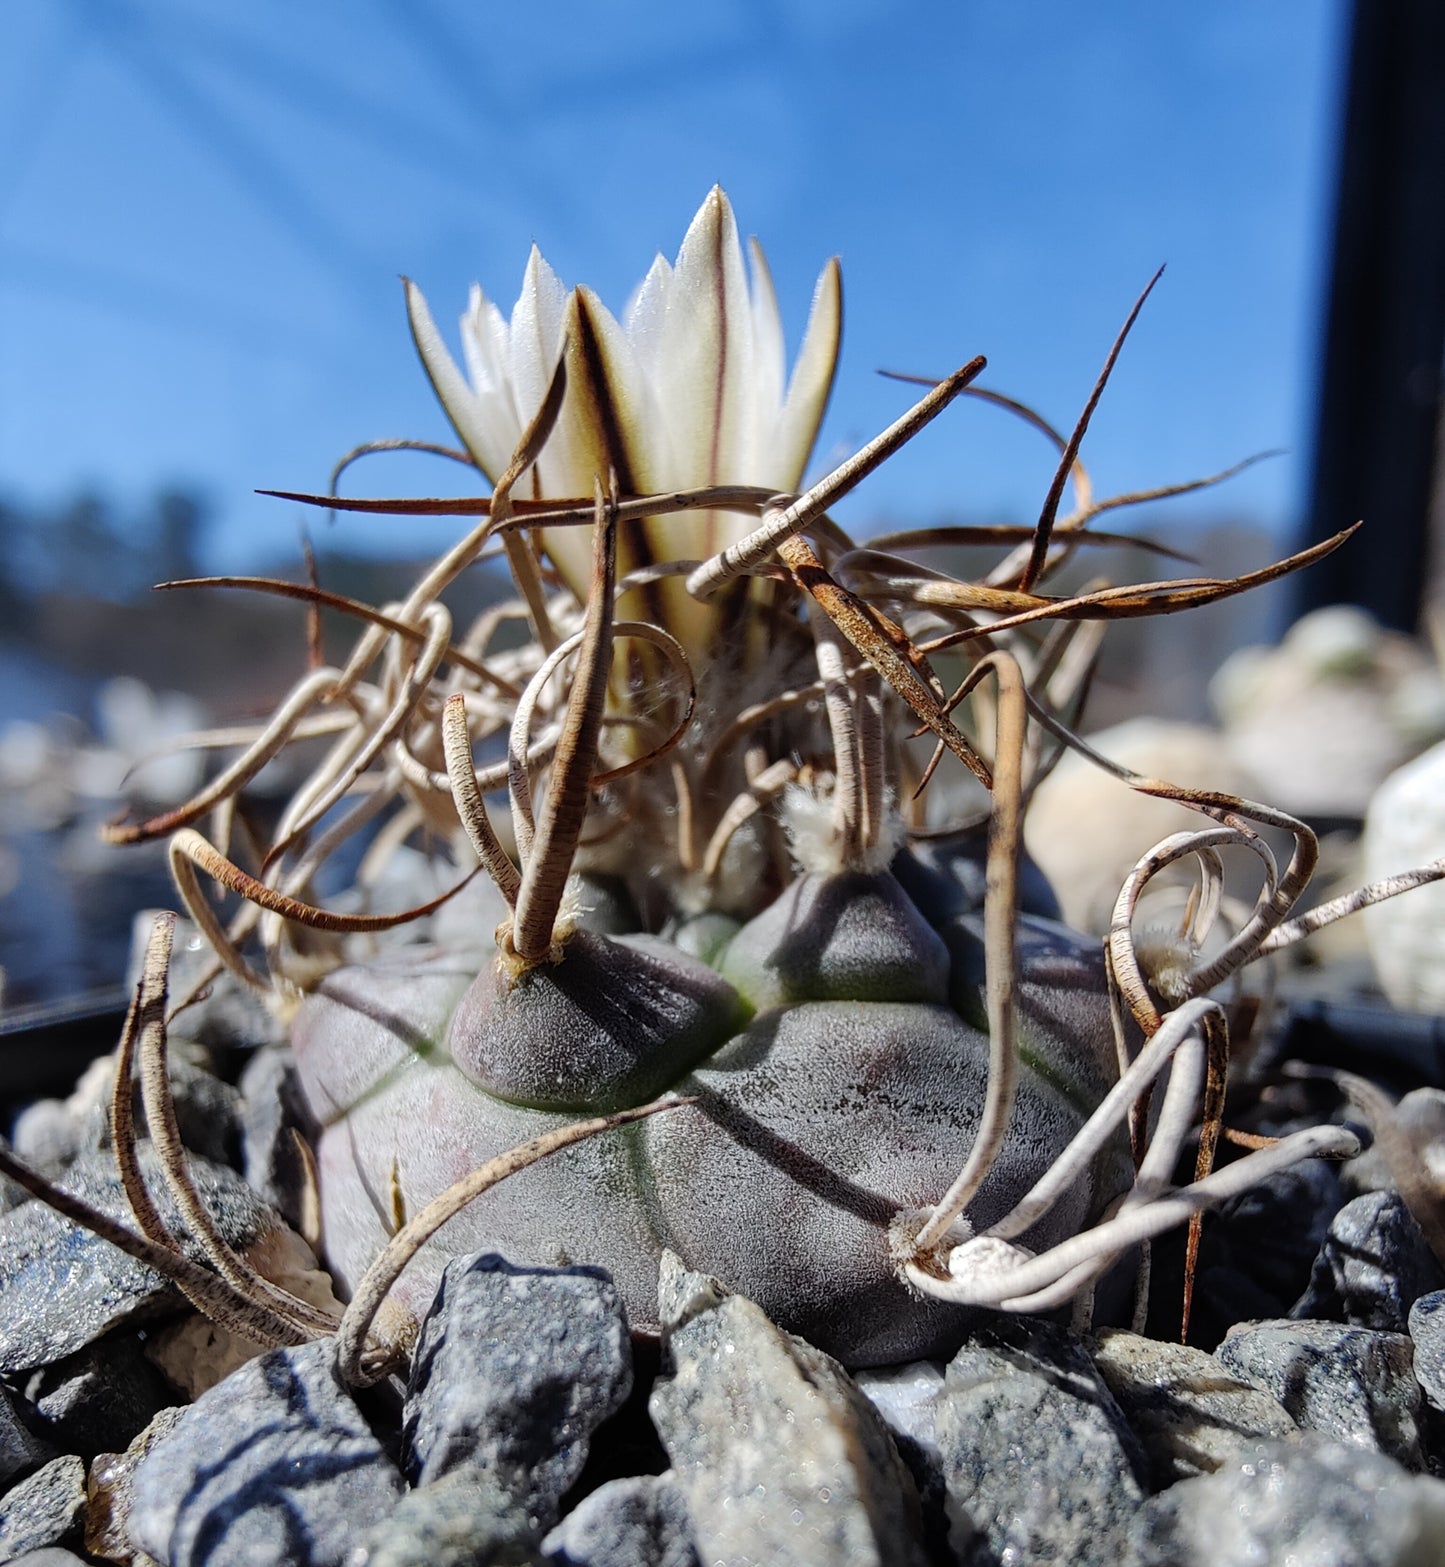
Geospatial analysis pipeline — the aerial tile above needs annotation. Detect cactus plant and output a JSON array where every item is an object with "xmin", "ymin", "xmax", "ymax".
[{"xmin": 30, "ymin": 188, "xmax": 1439, "ymax": 1380}]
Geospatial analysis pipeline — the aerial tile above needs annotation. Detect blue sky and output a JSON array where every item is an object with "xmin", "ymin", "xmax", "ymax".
[{"xmin": 0, "ymin": 1, "xmax": 1347, "ymax": 571}]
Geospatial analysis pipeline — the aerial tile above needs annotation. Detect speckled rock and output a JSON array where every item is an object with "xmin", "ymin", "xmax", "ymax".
[
  {"xmin": 936, "ymin": 1315, "xmax": 1146, "ymax": 1565},
  {"xmin": 852, "ymin": 1360, "xmax": 946, "ymax": 1471},
  {"xmin": 649, "ymin": 1253, "xmax": 927, "ymax": 1567},
  {"xmin": 8, "ymin": 1106, "xmax": 81, "ymax": 1181},
  {"xmin": 0, "ymin": 1456, "xmax": 86, "ymax": 1564},
  {"xmin": 0, "ymin": 1148, "xmax": 284, "ymax": 1373},
  {"xmin": 1090, "ymin": 1329, "xmax": 1297, "ymax": 1485},
  {"xmin": 22, "ymin": 1335, "xmax": 172, "ymax": 1457},
  {"xmin": 1127, "ymin": 1437, "xmax": 1445, "ymax": 1566},
  {"xmin": 1293, "ymin": 1190, "xmax": 1445, "ymax": 1333},
  {"xmin": 0, "ymin": 1390, "xmax": 50, "ymax": 1491},
  {"xmin": 403, "ymin": 1255, "xmax": 631, "ymax": 1537},
  {"xmin": 1409, "ymin": 1289, "xmax": 1445, "ymax": 1412},
  {"xmin": 361, "ymin": 1470, "xmax": 545, "ymax": 1566},
  {"xmin": 126, "ymin": 1339, "xmax": 404, "ymax": 1566},
  {"xmin": 541, "ymin": 1475, "xmax": 699, "ymax": 1567},
  {"xmin": 83, "ymin": 1404, "xmax": 186, "ymax": 1565},
  {"xmin": 851, "ymin": 1358, "xmax": 957, "ymax": 1561},
  {"xmin": 1217, "ymin": 1318, "xmax": 1425, "ymax": 1469}
]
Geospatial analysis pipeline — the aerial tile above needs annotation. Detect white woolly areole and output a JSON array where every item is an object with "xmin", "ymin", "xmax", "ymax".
[
  {"xmin": 888, "ymin": 1205, "xmax": 973, "ymax": 1270},
  {"xmin": 1131, "ymin": 926, "xmax": 1202, "ymax": 1005},
  {"xmin": 780, "ymin": 782, "xmax": 906, "ymax": 877},
  {"xmin": 946, "ymin": 1235, "xmax": 1037, "ymax": 1297}
]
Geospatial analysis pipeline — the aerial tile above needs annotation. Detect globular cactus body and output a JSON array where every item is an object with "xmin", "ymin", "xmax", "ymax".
[
  {"xmin": 65, "ymin": 188, "xmax": 1438, "ymax": 1387},
  {"xmin": 292, "ymin": 853, "xmax": 1130, "ymax": 1365}
]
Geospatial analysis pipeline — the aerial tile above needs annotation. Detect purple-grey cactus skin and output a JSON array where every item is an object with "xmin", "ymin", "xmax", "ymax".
[{"xmin": 291, "ymin": 854, "xmax": 1130, "ymax": 1366}]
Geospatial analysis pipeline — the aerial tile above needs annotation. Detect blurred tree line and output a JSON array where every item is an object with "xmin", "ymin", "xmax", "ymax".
[
  {"xmin": 0, "ymin": 489, "xmax": 205, "ymax": 638},
  {"xmin": 0, "ymin": 487, "xmax": 516, "ymax": 707}
]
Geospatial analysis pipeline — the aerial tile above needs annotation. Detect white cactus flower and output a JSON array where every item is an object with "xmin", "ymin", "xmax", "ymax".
[{"xmin": 404, "ymin": 186, "xmax": 842, "ymax": 654}]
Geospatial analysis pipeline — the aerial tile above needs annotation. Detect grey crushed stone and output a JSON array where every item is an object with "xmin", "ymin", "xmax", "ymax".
[
  {"xmin": 852, "ymin": 1359, "xmax": 946, "ymax": 1471},
  {"xmin": 1217, "ymin": 1318, "xmax": 1425, "ymax": 1469},
  {"xmin": 1126, "ymin": 1437, "xmax": 1445, "ymax": 1566},
  {"xmin": 360, "ymin": 1469, "xmax": 546, "ymax": 1566},
  {"xmin": 852, "ymin": 1360, "xmax": 952, "ymax": 1559},
  {"xmin": 22, "ymin": 1334, "xmax": 173, "ymax": 1457},
  {"xmin": 1090, "ymin": 1328, "xmax": 1297, "ymax": 1485},
  {"xmin": 649, "ymin": 1252, "xmax": 928, "ymax": 1567},
  {"xmin": 403, "ymin": 1254, "xmax": 632, "ymax": 1536},
  {"xmin": 1409, "ymin": 1289, "xmax": 1445, "ymax": 1412},
  {"xmin": 1292, "ymin": 1190, "xmax": 1445, "ymax": 1333},
  {"xmin": 0, "ymin": 1552, "xmax": 90, "ymax": 1566},
  {"xmin": 0, "ymin": 1456, "xmax": 86, "ymax": 1564},
  {"xmin": 0, "ymin": 1147, "xmax": 282, "ymax": 1374},
  {"xmin": 125, "ymin": 1338, "xmax": 404, "ymax": 1567},
  {"xmin": 7, "ymin": 1107, "xmax": 79, "ymax": 1181},
  {"xmin": 1189, "ymin": 1158, "xmax": 1346, "ymax": 1331},
  {"xmin": 0, "ymin": 1551, "xmax": 91, "ymax": 1566},
  {"xmin": 0, "ymin": 1388, "xmax": 50, "ymax": 1490},
  {"xmin": 935, "ymin": 1314, "xmax": 1146, "ymax": 1566},
  {"xmin": 541, "ymin": 1475, "xmax": 699, "ymax": 1567}
]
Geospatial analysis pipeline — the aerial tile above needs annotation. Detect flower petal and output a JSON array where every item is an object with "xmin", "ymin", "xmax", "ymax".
[
  {"xmin": 458, "ymin": 286, "xmax": 510, "ymax": 403},
  {"xmin": 746, "ymin": 236, "xmax": 787, "ymax": 468},
  {"xmin": 406, "ymin": 277, "xmax": 518, "ymax": 481},
  {"xmin": 537, "ymin": 288, "xmax": 655, "ymax": 596},
  {"xmin": 650, "ymin": 186, "xmax": 754, "ymax": 493},
  {"xmin": 775, "ymin": 257, "xmax": 843, "ymax": 489},
  {"xmin": 623, "ymin": 253, "xmax": 674, "ymax": 386},
  {"xmin": 506, "ymin": 247, "xmax": 569, "ymax": 492}
]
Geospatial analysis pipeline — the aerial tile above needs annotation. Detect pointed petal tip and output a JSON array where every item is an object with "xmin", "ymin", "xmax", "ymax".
[
  {"xmin": 679, "ymin": 184, "xmax": 740, "ymax": 262},
  {"xmin": 820, "ymin": 253, "xmax": 843, "ymax": 297},
  {"xmin": 572, "ymin": 282, "xmax": 632, "ymax": 340}
]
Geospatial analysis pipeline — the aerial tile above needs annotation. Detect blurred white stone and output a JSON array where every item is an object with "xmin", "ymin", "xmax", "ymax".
[
  {"xmin": 0, "ymin": 718, "xmax": 80, "ymax": 828},
  {"xmin": 1213, "ymin": 607, "xmax": 1445, "ymax": 819},
  {"xmin": 73, "ymin": 677, "xmax": 206, "ymax": 807},
  {"xmin": 1363, "ymin": 739, "xmax": 1445, "ymax": 1012},
  {"xmin": 1025, "ymin": 718, "xmax": 1259, "ymax": 935},
  {"xmin": 0, "ymin": 721, "xmax": 54, "ymax": 790}
]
